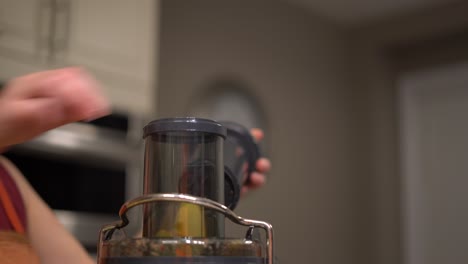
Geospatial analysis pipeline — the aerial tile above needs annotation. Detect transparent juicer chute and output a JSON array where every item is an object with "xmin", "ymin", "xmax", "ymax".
[
  {"xmin": 97, "ymin": 118, "xmax": 274, "ymax": 264},
  {"xmin": 142, "ymin": 118, "xmax": 225, "ymax": 238}
]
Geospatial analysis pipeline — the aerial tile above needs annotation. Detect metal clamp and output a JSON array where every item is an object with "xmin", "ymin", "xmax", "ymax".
[{"xmin": 99, "ymin": 193, "xmax": 274, "ymax": 264}]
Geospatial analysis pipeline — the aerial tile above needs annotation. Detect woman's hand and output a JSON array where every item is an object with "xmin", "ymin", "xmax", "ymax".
[
  {"xmin": 0, "ymin": 67, "xmax": 111, "ymax": 149},
  {"xmin": 241, "ymin": 128, "xmax": 271, "ymax": 195}
]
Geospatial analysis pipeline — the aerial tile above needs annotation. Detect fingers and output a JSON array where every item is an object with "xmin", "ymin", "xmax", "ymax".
[
  {"xmin": 256, "ymin": 158, "xmax": 271, "ymax": 173},
  {"xmin": 4, "ymin": 67, "xmax": 82, "ymax": 99},
  {"xmin": 249, "ymin": 171, "xmax": 266, "ymax": 188},
  {"xmin": 52, "ymin": 68, "xmax": 110, "ymax": 121},
  {"xmin": 0, "ymin": 67, "xmax": 111, "ymax": 147},
  {"xmin": 4, "ymin": 67, "xmax": 110, "ymax": 123},
  {"xmin": 250, "ymin": 128, "xmax": 264, "ymax": 142},
  {"xmin": 241, "ymin": 128, "xmax": 270, "ymax": 196},
  {"xmin": 241, "ymin": 172, "xmax": 266, "ymax": 196},
  {"xmin": 242, "ymin": 163, "xmax": 269, "ymax": 197},
  {"xmin": 0, "ymin": 98, "xmax": 65, "ymax": 147}
]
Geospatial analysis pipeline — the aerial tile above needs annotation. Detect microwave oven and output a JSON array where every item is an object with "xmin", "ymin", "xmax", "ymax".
[{"xmin": 3, "ymin": 112, "xmax": 146, "ymax": 252}]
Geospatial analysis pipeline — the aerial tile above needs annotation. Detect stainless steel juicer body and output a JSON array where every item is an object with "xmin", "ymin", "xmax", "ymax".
[{"xmin": 97, "ymin": 117, "xmax": 274, "ymax": 264}]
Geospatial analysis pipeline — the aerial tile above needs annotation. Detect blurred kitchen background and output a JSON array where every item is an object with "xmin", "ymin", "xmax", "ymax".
[{"xmin": 2, "ymin": 0, "xmax": 468, "ymax": 263}]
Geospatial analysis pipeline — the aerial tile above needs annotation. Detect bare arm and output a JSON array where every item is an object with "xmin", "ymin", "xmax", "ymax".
[
  {"xmin": 0, "ymin": 156, "xmax": 95, "ymax": 264},
  {"xmin": 0, "ymin": 68, "xmax": 110, "ymax": 263},
  {"xmin": 0, "ymin": 67, "xmax": 110, "ymax": 148}
]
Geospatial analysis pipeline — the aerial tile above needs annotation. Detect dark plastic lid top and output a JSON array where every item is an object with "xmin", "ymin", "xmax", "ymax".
[{"xmin": 143, "ymin": 117, "xmax": 227, "ymax": 138}]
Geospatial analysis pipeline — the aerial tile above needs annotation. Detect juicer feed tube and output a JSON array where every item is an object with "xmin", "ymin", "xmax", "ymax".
[{"xmin": 142, "ymin": 118, "xmax": 226, "ymax": 238}]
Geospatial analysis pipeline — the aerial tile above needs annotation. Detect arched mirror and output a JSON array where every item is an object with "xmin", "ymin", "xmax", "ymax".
[{"xmin": 186, "ymin": 77, "xmax": 269, "ymax": 153}]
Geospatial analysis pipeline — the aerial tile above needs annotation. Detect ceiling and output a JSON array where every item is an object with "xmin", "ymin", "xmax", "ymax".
[{"xmin": 284, "ymin": 0, "xmax": 460, "ymax": 26}]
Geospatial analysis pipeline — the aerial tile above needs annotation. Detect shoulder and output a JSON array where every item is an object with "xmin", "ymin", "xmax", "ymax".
[
  {"xmin": 0, "ymin": 155, "xmax": 30, "ymax": 205},
  {"xmin": 0, "ymin": 156, "xmax": 23, "ymax": 181},
  {"xmin": 0, "ymin": 155, "xmax": 33, "ymax": 202}
]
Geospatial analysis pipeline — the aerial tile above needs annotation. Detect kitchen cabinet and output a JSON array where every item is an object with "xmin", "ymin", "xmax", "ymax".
[
  {"xmin": 0, "ymin": 0, "xmax": 47, "ymax": 76},
  {"xmin": 0, "ymin": 0, "xmax": 159, "ymax": 115}
]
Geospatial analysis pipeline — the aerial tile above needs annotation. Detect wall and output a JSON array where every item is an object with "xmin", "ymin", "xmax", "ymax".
[
  {"xmin": 156, "ymin": 0, "xmax": 369, "ymax": 263},
  {"xmin": 350, "ymin": 2, "xmax": 468, "ymax": 264}
]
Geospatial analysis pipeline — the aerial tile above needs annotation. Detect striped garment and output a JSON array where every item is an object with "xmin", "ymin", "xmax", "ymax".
[{"xmin": 0, "ymin": 163, "xmax": 26, "ymax": 234}]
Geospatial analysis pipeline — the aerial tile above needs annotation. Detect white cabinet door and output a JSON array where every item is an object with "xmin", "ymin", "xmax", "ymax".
[
  {"xmin": 59, "ymin": 0, "xmax": 159, "ymax": 115},
  {"xmin": 0, "ymin": 0, "xmax": 49, "ymax": 78},
  {"xmin": 0, "ymin": 0, "xmax": 159, "ymax": 115},
  {"xmin": 399, "ymin": 61, "xmax": 468, "ymax": 264}
]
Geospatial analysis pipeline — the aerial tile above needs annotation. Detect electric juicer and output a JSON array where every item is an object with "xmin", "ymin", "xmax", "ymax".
[{"xmin": 97, "ymin": 117, "xmax": 274, "ymax": 264}]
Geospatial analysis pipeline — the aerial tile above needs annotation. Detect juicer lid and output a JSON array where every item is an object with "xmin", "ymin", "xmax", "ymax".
[{"xmin": 143, "ymin": 117, "xmax": 227, "ymax": 138}]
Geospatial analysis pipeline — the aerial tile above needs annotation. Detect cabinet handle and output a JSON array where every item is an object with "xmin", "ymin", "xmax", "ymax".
[
  {"xmin": 52, "ymin": 0, "xmax": 71, "ymax": 62},
  {"xmin": 0, "ymin": 10, "xmax": 4, "ymax": 37},
  {"xmin": 37, "ymin": 0, "xmax": 54, "ymax": 62}
]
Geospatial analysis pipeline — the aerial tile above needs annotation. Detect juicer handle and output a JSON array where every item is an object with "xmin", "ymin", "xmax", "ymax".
[
  {"xmin": 221, "ymin": 121, "xmax": 261, "ymax": 186},
  {"xmin": 98, "ymin": 193, "xmax": 274, "ymax": 264},
  {"xmin": 221, "ymin": 121, "xmax": 262, "ymax": 210}
]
